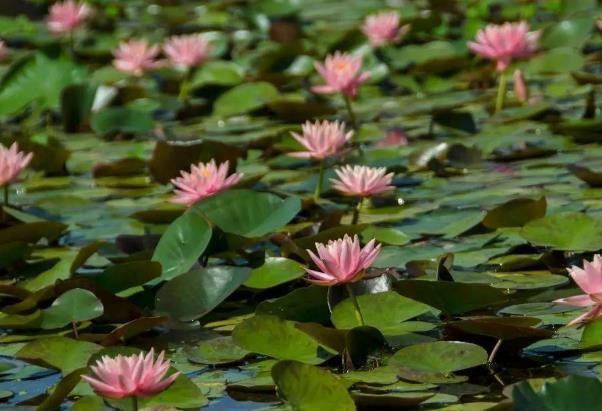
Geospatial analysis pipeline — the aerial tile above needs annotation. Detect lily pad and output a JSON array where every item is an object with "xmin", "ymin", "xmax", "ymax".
[
  {"xmin": 389, "ymin": 341, "xmax": 488, "ymax": 373},
  {"xmin": 521, "ymin": 213, "xmax": 602, "ymax": 251},
  {"xmin": 272, "ymin": 360, "xmax": 356, "ymax": 411}
]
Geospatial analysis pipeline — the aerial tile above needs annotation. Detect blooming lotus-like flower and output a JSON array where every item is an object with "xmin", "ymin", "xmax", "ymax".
[
  {"xmin": 361, "ymin": 11, "xmax": 410, "ymax": 47},
  {"xmin": 312, "ymin": 52, "xmax": 370, "ymax": 98},
  {"xmin": 555, "ymin": 255, "xmax": 602, "ymax": 326},
  {"xmin": 171, "ymin": 160, "xmax": 243, "ymax": 207},
  {"xmin": 513, "ymin": 69, "xmax": 529, "ymax": 103},
  {"xmin": 0, "ymin": 143, "xmax": 33, "ymax": 187},
  {"xmin": 289, "ymin": 120, "xmax": 353, "ymax": 160},
  {"xmin": 331, "ymin": 165, "xmax": 394, "ymax": 197},
  {"xmin": 82, "ymin": 349, "xmax": 179, "ymax": 399},
  {"xmin": 468, "ymin": 22, "xmax": 540, "ymax": 72},
  {"xmin": 113, "ymin": 40, "xmax": 162, "ymax": 76},
  {"xmin": 305, "ymin": 235, "xmax": 381, "ymax": 285},
  {"xmin": 47, "ymin": 0, "xmax": 92, "ymax": 34},
  {"xmin": 163, "ymin": 34, "xmax": 211, "ymax": 69}
]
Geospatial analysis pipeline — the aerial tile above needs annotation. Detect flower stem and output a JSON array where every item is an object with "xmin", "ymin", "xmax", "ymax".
[
  {"xmin": 343, "ymin": 95, "xmax": 358, "ymax": 130},
  {"xmin": 69, "ymin": 32, "xmax": 75, "ymax": 58},
  {"xmin": 495, "ymin": 70, "xmax": 507, "ymax": 114},
  {"xmin": 314, "ymin": 161, "xmax": 325, "ymax": 201},
  {"xmin": 3, "ymin": 185, "xmax": 8, "ymax": 206},
  {"xmin": 345, "ymin": 283, "xmax": 365, "ymax": 326},
  {"xmin": 488, "ymin": 339, "xmax": 503, "ymax": 364},
  {"xmin": 72, "ymin": 321, "xmax": 79, "ymax": 339},
  {"xmin": 351, "ymin": 197, "xmax": 364, "ymax": 225},
  {"xmin": 131, "ymin": 396, "xmax": 139, "ymax": 411},
  {"xmin": 178, "ymin": 69, "xmax": 192, "ymax": 103}
]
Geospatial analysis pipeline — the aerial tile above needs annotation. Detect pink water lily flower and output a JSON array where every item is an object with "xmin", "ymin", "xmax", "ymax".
[
  {"xmin": 113, "ymin": 39, "xmax": 162, "ymax": 76},
  {"xmin": 0, "ymin": 143, "xmax": 33, "ymax": 187},
  {"xmin": 289, "ymin": 120, "xmax": 353, "ymax": 160},
  {"xmin": 82, "ymin": 348, "xmax": 179, "ymax": 399},
  {"xmin": 468, "ymin": 22, "xmax": 540, "ymax": 72},
  {"xmin": 331, "ymin": 165, "xmax": 394, "ymax": 197},
  {"xmin": 375, "ymin": 129, "xmax": 409, "ymax": 148},
  {"xmin": 47, "ymin": 0, "xmax": 92, "ymax": 34},
  {"xmin": 361, "ymin": 11, "xmax": 410, "ymax": 47},
  {"xmin": 305, "ymin": 234, "xmax": 381, "ymax": 285},
  {"xmin": 555, "ymin": 255, "xmax": 602, "ymax": 326},
  {"xmin": 312, "ymin": 52, "xmax": 370, "ymax": 98},
  {"xmin": 163, "ymin": 34, "xmax": 211, "ymax": 69},
  {"xmin": 171, "ymin": 160, "xmax": 243, "ymax": 207}
]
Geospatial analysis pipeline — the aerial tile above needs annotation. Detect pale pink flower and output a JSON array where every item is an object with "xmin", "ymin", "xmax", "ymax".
[
  {"xmin": 113, "ymin": 40, "xmax": 162, "ymax": 76},
  {"xmin": 305, "ymin": 235, "xmax": 381, "ymax": 285},
  {"xmin": 171, "ymin": 160, "xmax": 243, "ymax": 207},
  {"xmin": 47, "ymin": 0, "xmax": 91, "ymax": 35},
  {"xmin": 331, "ymin": 165, "xmax": 394, "ymax": 197},
  {"xmin": 312, "ymin": 52, "xmax": 370, "ymax": 98},
  {"xmin": 0, "ymin": 143, "xmax": 33, "ymax": 187},
  {"xmin": 289, "ymin": 120, "xmax": 353, "ymax": 160},
  {"xmin": 375, "ymin": 129, "xmax": 408, "ymax": 148},
  {"xmin": 468, "ymin": 22, "xmax": 540, "ymax": 72},
  {"xmin": 82, "ymin": 349, "xmax": 179, "ymax": 399},
  {"xmin": 555, "ymin": 255, "xmax": 602, "ymax": 326},
  {"xmin": 513, "ymin": 69, "xmax": 529, "ymax": 103},
  {"xmin": 163, "ymin": 34, "xmax": 211, "ymax": 69},
  {"xmin": 361, "ymin": 11, "xmax": 410, "ymax": 47}
]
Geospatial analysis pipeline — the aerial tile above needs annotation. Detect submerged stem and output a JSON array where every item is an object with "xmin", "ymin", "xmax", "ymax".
[
  {"xmin": 344, "ymin": 95, "xmax": 358, "ymax": 130},
  {"xmin": 351, "ymin": 197, "xmax": 364, "ymax": 225},
  {"xmin": 131, "ymin": 396, "xmax": 139, "ymax": 411},
  {"xmin": 345, "ymin": 283, "xmax": 365, "ymax": 326},
  {"xmin": 495, "ymin": 70, "xmax": 507, "ymax": 114},
  {"xmin": 314, "ymin": 161, "xmax": 325, "ymax": 201},
  {"xmin": 178, "ymin": 69, "xmax": 192, "ymax": 103},
  {"xmin": 488, "ymin": 339, "xmax": 503, "ymax": 364}
]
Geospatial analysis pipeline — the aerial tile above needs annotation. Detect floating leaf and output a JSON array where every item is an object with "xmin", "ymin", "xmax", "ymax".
[
  {"xmin": 272, "ymin": 360, "xmax": 356, "ymax": 411},
  {"xmin": 152, "ymin": 211, "xmax": 212, "ymax": 281},
  {"xmin": 41, "ymin": 288, "xmax": 104, "ymax": 330},
  {"xmin": 331, "ymin": 291, "xmax": 432, "ymax": 331},
  {"xmin": 482, "ymin": 197, "xmax": 547, "ymax": 228},
  {"xmin": 244, "ymin": 257, "xmax": 305, "ymax": 289},
  {"xmin": 17, "ymin": 337, "xmax": 102, "ymax": 374},
  {"xmin": 394, "ymin": 280, "xmax": 511, "ymax": 315},
  {"xmin": 232, "ymin": 315, "xmax": 332, "ymax": 364},
  {"xmin": 192, "ymin": 190, "xmax": 300, "ymax": 238},
  {"xmin": 389, "ymin": 341, "xmax": 488, "ymax": 373},
  {"xmin": 186, "ymin": 336, "xmax": 249, "ymax": 365},
  {"xmin": 213, "ymin": 82, "xmax": 279, "ymax": 117},
  {"xmin": 521, "ymin": 213, "xmax": 602, "ymax": 251},
  {"xmin": 155, "ymin": 266, "xmax": 251, "ymax": 321}
]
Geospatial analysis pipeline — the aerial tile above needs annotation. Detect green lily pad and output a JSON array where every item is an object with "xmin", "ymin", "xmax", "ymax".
[
  {"xmin": 213, "ymin": 82, "xmax": 279, "ymax": 117},
  {"xmin": 186, "ymin": 336, "xmax": 250, "ymax": 365},
  {"xmin": 152, "ymin": 210, "xmax": 212, "ymax": 281},
  {"xmin": 41, "ymin": 288, "xmax": 104, "ymax": 330},
  {"xmin": 520, "ymin": 212, "xmax": 602, "ymax": 251},
  {"xmin": 389, "ymin": 341, "xmax": 488, "ymax": 373},
  {"xmin": 245, "ymin": 257, "xmax": 306, "ymax": 289},
  {"xmin": 192, "ymin": 190, "xmax": 301, "ymax": 238},
  {"xmin": 272, "ymin": 360, "xmax": 356, "ymax": 411},
  {"xmin": 155, "ymin": 265, "xmax": 251, "ymax": 321},
  {"xmin": 232, "ymin": 315, "xmax": 332, "ymax": 364},
  {"xmin": 331, "ymin": 291, "xmax": 432, "ymax": 330}
]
